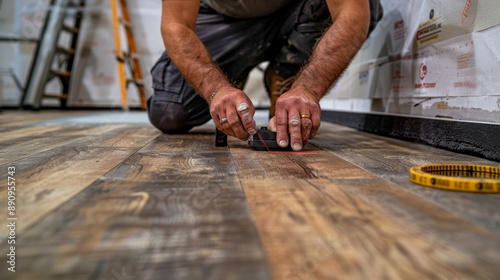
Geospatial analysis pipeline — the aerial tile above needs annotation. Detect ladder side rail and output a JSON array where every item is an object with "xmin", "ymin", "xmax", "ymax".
[
  {"xmin": 20, "ymin": 0, "xmax": 57, "ymax": 107},
  {"xmin": 110, "ymin": 0, "xmax": 128, "ymax": 109},
  {"xmin": 60, "ymin": 0, "xmax": 86, "ymax": 107},
  {"xmin": 23, "ymin": 0, "xmax": 71, "ymax": 109},
  {"xmin": 119, "ymin": 0, "xmax": 147, "ymax": 109}
]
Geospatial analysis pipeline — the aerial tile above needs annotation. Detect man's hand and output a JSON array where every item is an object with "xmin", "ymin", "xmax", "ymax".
[
  {"xmin": 267, "ymin": 88, "xmax": 321, "ymax": 151},
  {"xmin": 210, "ymin": 86, "xmax": 257, "ymax": 140},
  {"xmin": 265, "ymin": 0, "xmax": 370, "ymax": 152}
]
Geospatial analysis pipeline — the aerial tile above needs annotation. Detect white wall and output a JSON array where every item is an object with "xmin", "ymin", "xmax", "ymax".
[
  {"xmin": 322, "ymin": 0, "xmax": 500, "ymax": 124},
  {"xmin": 0, "ymin": 0, "xmax": 45, "ymax": 106},
  {"xmin": 0, "ymin": 0, "xmax": 160, "ymax": 107}
]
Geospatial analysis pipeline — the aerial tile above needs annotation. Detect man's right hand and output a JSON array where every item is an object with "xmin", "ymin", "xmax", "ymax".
[{"xmin": 209, "ymin": 86, "xmax": 257, "ymax": 140}]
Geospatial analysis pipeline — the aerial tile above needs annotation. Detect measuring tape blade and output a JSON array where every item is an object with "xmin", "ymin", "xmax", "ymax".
[{"xmin": 409, "ymin": 164, "xmax": 500, "ymax": 193}]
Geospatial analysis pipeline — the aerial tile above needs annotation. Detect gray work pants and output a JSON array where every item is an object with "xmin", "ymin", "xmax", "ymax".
[{"xmin": 148, "ymin": 0, "xmax": 382, "ymax": 133}]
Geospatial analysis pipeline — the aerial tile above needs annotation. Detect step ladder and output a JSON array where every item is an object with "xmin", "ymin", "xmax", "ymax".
[
  {"xmin": 22, "ymin": 0, "xmax": 86, "ymax": 109},
  {"xmin": 110, "ymin": 0, "xmax": 147, "ymax": 110}
]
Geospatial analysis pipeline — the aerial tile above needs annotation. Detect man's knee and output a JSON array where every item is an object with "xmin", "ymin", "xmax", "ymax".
[{"xmin": 147, "ymin": 97, "xmax": 193, "ymax": 134}]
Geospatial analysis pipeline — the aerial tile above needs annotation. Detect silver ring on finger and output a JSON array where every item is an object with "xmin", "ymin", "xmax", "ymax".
[{"xmin": 220, "ymin": 117, "xmax": 228, "ymax": 124}]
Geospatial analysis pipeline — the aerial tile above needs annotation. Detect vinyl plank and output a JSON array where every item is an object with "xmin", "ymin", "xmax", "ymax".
[
  {"xmin": 229, "ymin": 144, "xmax": 365, "ymax": 180},
  {"xmin": 0, "ymin": 125, "xmax": 72, "ymax": 140},
  {"xmin": 138, "ymin": 133, "xmax": 227, "ymax": 153},
  {"xmin": 242, "ymin": 178, "xmax": 500, "ymax": 280},
  {"xmin": 0, "ymin": 126, "xmax": 159, "ymax": 236},
  {"xmin": 0, "ymin": 123, "xmax": 87, "ymax": 139},
  {"xmin": 310, "ymin": 122, "xmax": 500, "ymax": 232},
  {"xmin": 0, "ymin": 111, "xmax": 84, "ymax": 127},
  {"xmin": 102, "ymin": 134, "xmax": 238, "ymax": 183},
  {"xmin": 0, "ymin": 125, "xmax": 108, "ymax": 164},
  {"xmin": 0, "ymin": 146, "xmax": 135, "ymax": 236},
  {"xmin": 0, "ymin": 126, "xmax": 161, "ymax": 164},
  {"xmin": 0, "ymin": 123, "xmax": 130, "ymax": 140},
  {"xmin": 0, "ymin": 135, "xmax": 81, "ymax": 165}
]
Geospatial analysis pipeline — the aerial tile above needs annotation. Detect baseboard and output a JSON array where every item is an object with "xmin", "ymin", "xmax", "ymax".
[{"xmin": 321, "ymin": 110, "xmax": 500, "ymax": 162}]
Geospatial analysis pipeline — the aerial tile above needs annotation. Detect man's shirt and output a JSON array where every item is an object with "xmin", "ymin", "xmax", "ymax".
[{"xmin": 203, "ymin": 0, "xmax": 295, "ymax": 18}]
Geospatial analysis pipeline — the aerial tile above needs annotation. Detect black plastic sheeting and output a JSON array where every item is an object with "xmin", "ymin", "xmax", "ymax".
[{"xmin": 322, "ymin": 111, "xmax": 500, "ymax": 162}]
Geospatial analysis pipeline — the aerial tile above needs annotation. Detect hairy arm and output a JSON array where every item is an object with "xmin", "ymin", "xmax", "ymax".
[
  {"xmin": 160, "ymin": 0, "xmax": 256, "ymax": 140},
  {"xmin": 160, "ymin": 0, "xmax": 231, "ymax": 100},
  {"xmin": 272, "ymin": 0, "xmax": 370, "ymax": 150},
  {"xmin": 292, "ymin": 0, "xmax": 370, "ymax": 100}
]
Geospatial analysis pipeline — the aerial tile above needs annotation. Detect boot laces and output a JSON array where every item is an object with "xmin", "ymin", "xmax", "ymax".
[{"xmin": 274, "ymin": 75, "xmax": 296, "ymax": 95}]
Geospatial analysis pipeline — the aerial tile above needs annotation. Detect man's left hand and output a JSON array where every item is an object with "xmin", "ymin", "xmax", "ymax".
[{"xmin": 268, "ymin": 89, "xmax": 321, "ymax": 151}]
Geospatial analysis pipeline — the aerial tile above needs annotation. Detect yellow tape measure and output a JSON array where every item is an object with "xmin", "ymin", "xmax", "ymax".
[{"xmin": 409, "ymin": 164, "xmax": 500, "ymax": 193}]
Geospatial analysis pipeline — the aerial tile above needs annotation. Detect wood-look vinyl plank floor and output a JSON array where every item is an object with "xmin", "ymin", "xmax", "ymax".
[{"xmin": 0, "ymin": 110, "xmax": 498, "ymax": 280}]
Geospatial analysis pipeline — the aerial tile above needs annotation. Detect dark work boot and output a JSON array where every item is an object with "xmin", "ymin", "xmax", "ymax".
[
  {"xmin": 264, "ymin": 66, "xmax": 297, "ymax": 118},
  {"xmin": 234, "ymin": 76, "xmax": 248, "ymax": 90}
]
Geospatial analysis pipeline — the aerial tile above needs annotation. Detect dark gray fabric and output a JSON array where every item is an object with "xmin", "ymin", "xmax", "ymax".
[
  {"xmin": 369, "ymin": 0, "xmax": 384, "ymax": 33},
  {"xmin": 148, "ymin": 0, "xmax": 383, "ymax": 134},
  {"xmin": 203, "ymin": 0, "xmax": 295, "ymax": 18}
]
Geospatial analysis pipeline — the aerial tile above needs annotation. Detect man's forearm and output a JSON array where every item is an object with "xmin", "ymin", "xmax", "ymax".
[
  {"xmin": 161, "ymin": 23, "xmax": 231, "ymax": 101},
  {"xmin": 291, "ymin": 12, "xmax": 369, "ymax": 101}
]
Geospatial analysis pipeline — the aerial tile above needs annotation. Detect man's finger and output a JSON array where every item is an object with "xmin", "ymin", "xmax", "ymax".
[
  {"xmin": 299, "ymin": 100, "xmax": 312, "ymax": 143},
  {"xmin": 267, "ymin": 117, "xmax": 277, "ymax": 132},
  {"xmin": 310, "ymin": 104, "xmax": 321, "ymax": 138},
  {"xmin": 301, "ymin": 118, "xmax": 312, "ymax": 144},
  {"xmin": 228, "ymin": 110, "xmax": 249, "ymax": 140},
  {"xmin": 275, "ymin": 106, "xmax": 289, "ymax": 148},
  {"xmin": 237, "ymin": 102, "xmax": 256, "ymax": 135},
  {"xmin": 288, "ymin": 111, "xmax": 303, "ymax": 151}
]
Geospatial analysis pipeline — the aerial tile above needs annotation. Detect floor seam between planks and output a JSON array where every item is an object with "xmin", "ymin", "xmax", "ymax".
[{"xmin": 229, "ymin": 146, "xmax": 276, "ymax": 278}]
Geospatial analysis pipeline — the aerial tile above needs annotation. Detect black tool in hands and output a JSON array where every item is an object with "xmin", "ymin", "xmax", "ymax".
[
  {"xmin": 248, "ymin": 127, "xmax": 292, "ymax": 151},
  {"xmin": 215, "ymin": 128, "xmax": 227, "ymax": 147}
]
